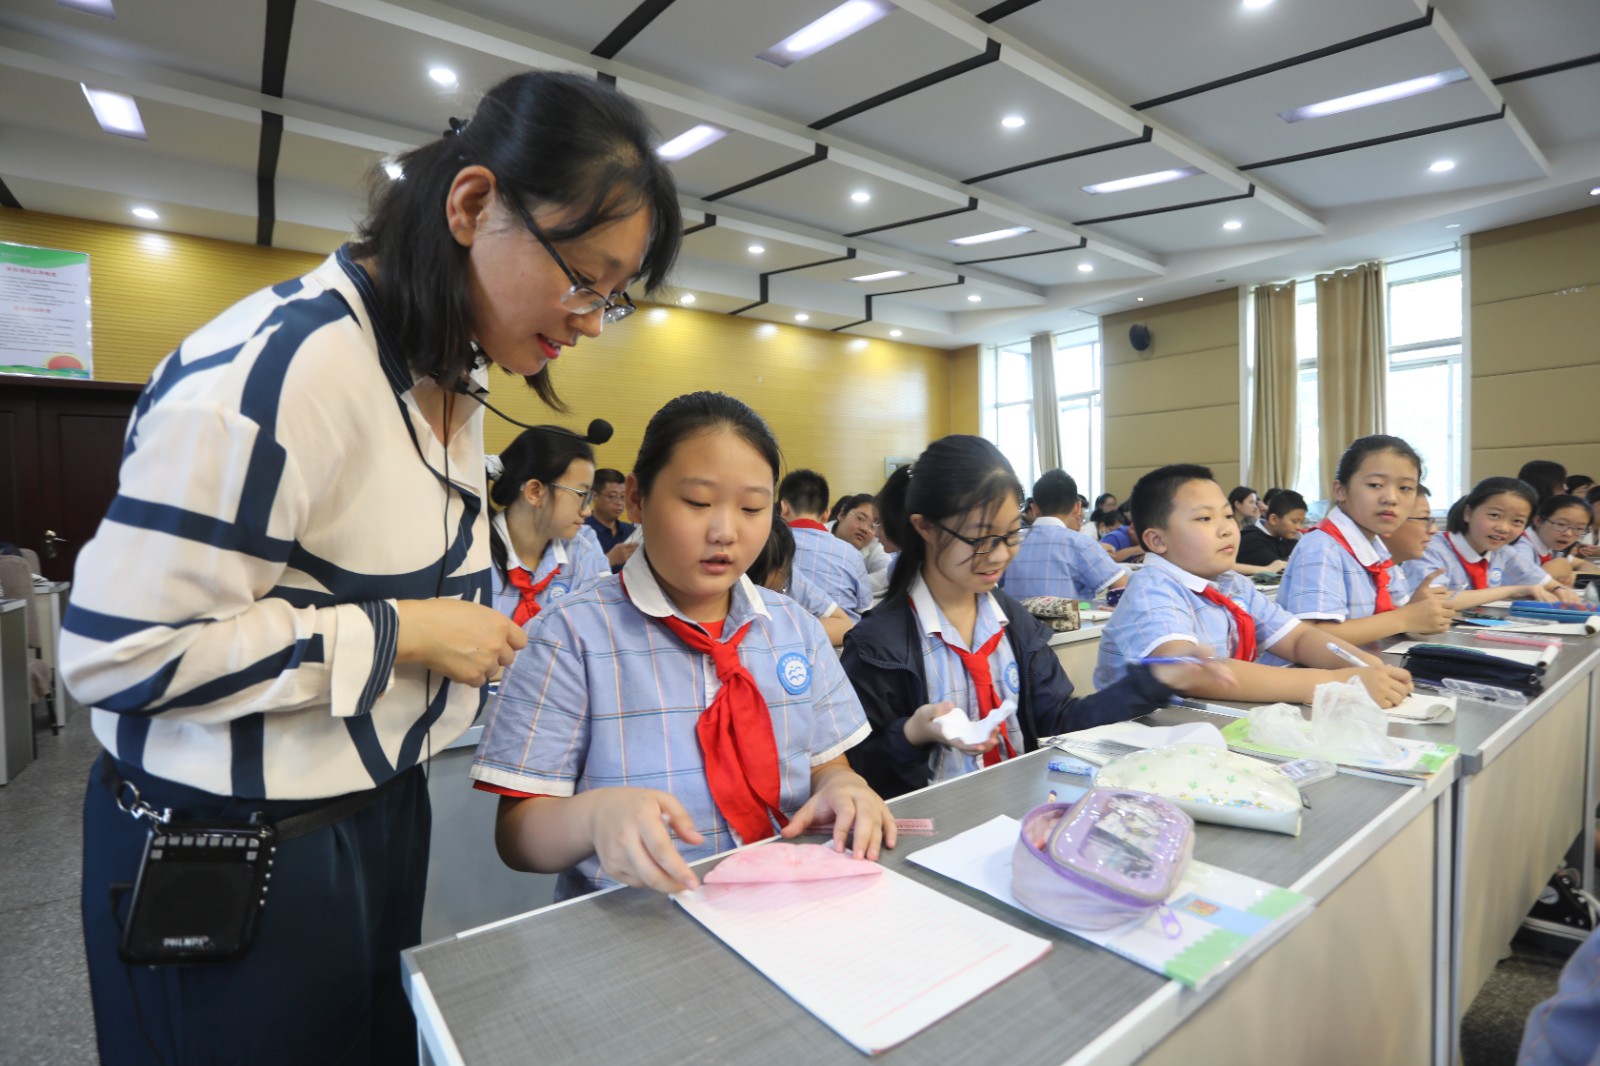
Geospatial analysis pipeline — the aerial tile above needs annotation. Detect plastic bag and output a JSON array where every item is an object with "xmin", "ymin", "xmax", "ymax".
[{"xmin": 1246, "ymin": 679, "xmax": 1402, "ymax": 763}]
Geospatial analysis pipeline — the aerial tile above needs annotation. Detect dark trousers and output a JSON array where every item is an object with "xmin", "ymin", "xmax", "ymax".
[{"xmin": 82, "ymin": 755, "xmax": 431, "ymax": 1065}]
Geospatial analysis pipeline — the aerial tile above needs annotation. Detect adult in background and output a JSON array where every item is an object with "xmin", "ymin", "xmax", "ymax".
[
  {"xmin": 61, "ymin": 71, "xmax": 680, "ymax": 1065},
  {"xmin": 586, "ymin": 467, "xmax": 638, "ymax": 572}
]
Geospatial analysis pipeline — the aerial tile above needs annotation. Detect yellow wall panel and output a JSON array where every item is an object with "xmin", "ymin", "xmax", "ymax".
[
  {"xmin": 1469, "ymin": 206, "xmax": 1600, "ymax": 306},
  {"xmin": 1102, "ymin": 290, "xmax": 1239, "ymax": 371},
  {"xmin": 1104, "ymin": 404, "xmax": 1241, "ymax": 470},
  {"xmin": 1470, "ymin": 364, "xmax": 1600, "ymax": 450},
  {"xmin": 1104, "ymin": 462, "xmax": 1241, "ymax": 500},
  {"xmin": 1103, "ymin": 345, "xmax": 1238, "ymax": 415},
  {"xmin": 1473, "ymin": 445, "xmax": 1600, "ymax": 482},
  {"xmin": 1, "ymin": 209, "xmax": 959, "ymax": 497},
  {"xmin": 1473, "ymin": 284, "xmax": 1600, "ymax": 377}
]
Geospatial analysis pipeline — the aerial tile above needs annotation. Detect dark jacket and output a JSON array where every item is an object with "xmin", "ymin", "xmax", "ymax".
[
  {"xmin": 1238, "ymin": 524, "xmax": 1297, "ymax": 566},
  {"xmin": 839, "ymin": 587, "xmax": 1174, "ymax": 798}
]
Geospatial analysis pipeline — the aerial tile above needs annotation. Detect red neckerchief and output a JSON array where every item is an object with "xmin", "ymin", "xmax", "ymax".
[
  {"xmin": 1444, "ymin": 534, "xmax": 1491, "ymax": 590},
  {"xmin": 910, "ymin": 597, "xmax": 1018, "ymax": 766},
  {"xmin": 1314, "ymin": 518, "xmax": 1396, "ymax": 613},
  {"xmin": 1192, "ymin": 585, "xmax": 1258, "ymax": 661},
  {"xmin": 1524, "ymin": 530, "xmax": 1553, "ymax": 565},
  {"xmin": 787, "ymin": 519, "xmax": 829, "ymax": 532},
  {"xmin": 505, "ymin": 566, "xmax": 557, "ymax": 627},
  {"xmin": 621, "ymin": 575, "xmax": 786, "ymax": 844}
]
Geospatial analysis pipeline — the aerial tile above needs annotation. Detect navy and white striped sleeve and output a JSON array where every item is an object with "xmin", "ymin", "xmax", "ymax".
[{"xmin": 60, "ymin": 396, "xmax": 397, "ymax": 723}]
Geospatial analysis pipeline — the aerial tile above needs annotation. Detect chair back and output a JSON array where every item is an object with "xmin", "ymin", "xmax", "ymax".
[
  {"xmin": 19, "ymin": 548, "xmax": 40, "ymax": 576},
  {"xmin": 0, "ymin": 555, "xmax": 39, "ymax": 649}
]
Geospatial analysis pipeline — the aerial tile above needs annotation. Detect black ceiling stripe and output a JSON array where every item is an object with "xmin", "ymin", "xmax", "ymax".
[
  {"xmin": 591, "ymin": 0, "xmax": 678, "ymax": 60},
  {"xmin": 0, "ymin": 175, "xmax": 22, "ymax": 210},
  {"xmin": 681, "ymin": 214, "xmax": 716, "ymax": 236},
  {"xmin": 829, "ymin": 319, "xmax": 871, "ymax": 332},
  {"xmin": 955, "ymin": 239, "xmax": 1086, "ymax": 265},
  {"xmin": 1493, "ymin": 51, "xmax": 1600, "ymax": 86},
  {"xmin": 875, "ymin": 277, "xmax": 965, "ymax": 298},
  {"xmin": 976, "ymin": 0, "xmax": 1047, "ymax": 23},
  {"xmin": 1239, "ymin": 107, "xmax": 1504, "ymax": 171},
  {"xmin": 255, "ymin": 0, "xmax": 295, "ymax": 247},
  {"xmin": 1131, "ymin": 7, "xmax": 1435, "ymax": 111},
  {"xmin": 727, "ymin": 300, "xmax": 765, "ymax": 316},
  {"xmin": 844, "ymin": 197, "xmax": 978, "ymax": 238},
  {"xmin": 704, "ymin": 144, "xmax": 828, "ymax": 202},
  {"xmin": 963, "ymin": 128, "xmax": 1153, "ymax": 184},
  {"xmin": 764, "ymin": 251, "xmax": 856, "ymax": 277},
  {"xmin": 597, "ymin": 72, "xmax": 617, "ymax": 86},
  {"xmin": 809, "ymin": 39, "xmax": 1001, "ymax": 130},
  {"xmin": 1073, "ymin": 188, "xmax": 1253, "ymax": 226}
]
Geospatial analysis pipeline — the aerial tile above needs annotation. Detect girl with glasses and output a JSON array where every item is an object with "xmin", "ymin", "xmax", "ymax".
[
  {"xmin": 489, "ymin": 426, "xmax": 613, "ymax": 629},
  {"xmin": 839, "ymin": 436, "xmax": 1228, "ymax": 799},
  {"xmin": 1510, "ymin": 494, "xmax": 1600, "ymax": 587}
]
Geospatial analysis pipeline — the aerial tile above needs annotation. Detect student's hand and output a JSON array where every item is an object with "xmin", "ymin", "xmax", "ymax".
[
  {"xmin": 606, "ymin": 542, "xmax": 638, "ymax": 568},
  {"xmin": 1344, "ymin": 665, "xmax": 1413, "ymax": 708},
  {"xmin": 584, "ymin": 788, "xmax": 705, "ymax": 894},
  {"xmin": 1399, "ymin": 574, "xmax": 1455, "ymax": 633},
  {"xmin": 903, "ymin": 701, "xmax": 999, "ymax": 754},
  {"xmin": 1264, "ymin": 558, "xmax": 1288, "ymax": 573},
  {"xmin": 783, "ymin": 761, "xmax": 896, "ymax": 860},
  {"xmin": 1148, "ymin": 646, "xmax": 1238, "ymax": 694},
  {"xmin": 394, "ymin": 599, "xmax": 527, "ymax": 686},
  {"xmin": 1575, "ymin": 544, "xmax": 1600, "ymax": 559},
  {"xmin": 1527, "ymin": 583, "xmax": 1565, "ymax": 604},
  {"xmin": 1549, "ymin": 584, "xmax": 1584, "ymax": 605}
]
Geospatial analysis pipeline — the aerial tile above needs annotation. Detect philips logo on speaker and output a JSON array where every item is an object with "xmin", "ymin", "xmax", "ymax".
[{"xmin": 162, "ymin": 936, "xmax": 213, "ymax": 950}]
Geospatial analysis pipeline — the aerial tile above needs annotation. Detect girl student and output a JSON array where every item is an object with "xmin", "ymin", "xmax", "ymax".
[
  {"xmin": 1276, "ymin": 435, "xmax": 1456, "ymax": 644},
  {"xmin": 746, "ymin": 517, "xmax": 855, "ymax": 647},
  {"xmin": 1422, "ymin": 477, "xmax": 1583, "ymax": 606},
  {"xmin": 1508, "ymin": 494, "xmax": 1599, "ymax": 586},
  {"xmin": 1227, "ymin": 485, "xmax": 1261, "ymax": 531},
  {"xmin": 488, "ymin": 423, "xmax": 613, "ymax": 627},
  {"xmin": 471, "ymin": 392, "xmax": 893, "ymax": 899},
  {"xmin": 839, "ymin": 436, "xmax": 1230, "ymax": 800}
]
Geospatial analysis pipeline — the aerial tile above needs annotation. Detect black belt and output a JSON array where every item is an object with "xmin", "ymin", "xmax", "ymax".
[{"xmin": 98, "ymin": 758, "xmax": 413, "ymax": 841}]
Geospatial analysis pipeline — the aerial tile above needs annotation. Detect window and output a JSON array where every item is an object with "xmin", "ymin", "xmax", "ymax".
[
  {"xmin": 983, "ymin": 329, "xmax": 1104, "ymax": 498},
  {"xmin": 1292, "ymin": 286, "xmax": 1321, "ymax": 508},
  {"xmin": 986, "ymin": 339, "xmax": 1037, "ymax": 486},
  {"xmin": 1385, "ymin": 249, "xmax": 1462, "ymax": 506}
]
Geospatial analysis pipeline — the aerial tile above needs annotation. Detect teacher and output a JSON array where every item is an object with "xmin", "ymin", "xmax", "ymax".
[{"xmin": 61, "ymin": 70, "xmax": 681, "ymax": 1064}]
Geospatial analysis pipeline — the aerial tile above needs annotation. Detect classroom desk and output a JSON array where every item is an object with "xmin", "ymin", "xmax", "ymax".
[
  {"xmin": 1049, "ymin": 624, "xmax": 1103, "ymax": 694},
  {"xmin": 31, "ymin": 580, "xmax": 76, "ymax": 729},
  {"xmin": 0, "ymin": 599, "xmax": 30, "ymax": 785},
  {"xmin": 404, "ymin": 739, "xmax": 1451, "ymax": 1065}
]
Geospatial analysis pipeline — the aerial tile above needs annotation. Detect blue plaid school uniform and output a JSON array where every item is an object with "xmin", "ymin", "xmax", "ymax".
[
  {"xmin": 789, "ymin": 522, "xmax": 873, "ymax": 619},
  {"xmin": 1277, "ymin": 506, "xmax": 1413, "ymax": 622},
  {"xmin": 1003, "ymin": 517, "xmax": 1127, "ymax": 600},
  {"xmin": 1422, "ymin": 531, "xmax": 1553, "ymax": 592},
  {"xmin": 489, "ymin": 513, "xmax": 611, "ymax": 626}
]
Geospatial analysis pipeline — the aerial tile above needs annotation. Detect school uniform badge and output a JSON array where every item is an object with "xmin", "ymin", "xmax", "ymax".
[
  {"xmin": 777, "ymin": 652, "xmax": 811, "ymax": 694},
  {"xmin": 1005, "ymin": 662, "xmax": 1021, "ymax": 693},
  {"xmin": 549, "ymin": 582, "xmax": 570, "ymax": 599},
  {"xmin": 1488, "ymin": 568, "xmax": 1502, "ymax": 585}
]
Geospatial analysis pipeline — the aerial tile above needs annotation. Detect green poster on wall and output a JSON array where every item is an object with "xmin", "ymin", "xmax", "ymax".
[{"xmin": 0, "ymin": 241, "xmax": 92, "ymax": 379}]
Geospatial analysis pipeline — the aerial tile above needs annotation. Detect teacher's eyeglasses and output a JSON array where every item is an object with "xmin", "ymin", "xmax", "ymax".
[{"xmin": 508, "ymin": 201, "xmax": 636, "ymax": 324}]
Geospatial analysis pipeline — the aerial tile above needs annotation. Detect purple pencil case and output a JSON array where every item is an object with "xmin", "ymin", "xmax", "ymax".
[{"xmin": 1011, "ymin": 788, "xmax": 1194, "ymax": 930}]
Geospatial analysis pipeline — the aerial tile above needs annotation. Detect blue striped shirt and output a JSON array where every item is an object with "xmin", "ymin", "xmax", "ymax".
[
  {"xmin": 60, "ymin": 247, "xmax": 491, "ymax": 800},
  {"xmin": 790, "ymin": 524, "xmax": 873, "ymax": 619},
  {"xmin": 471, "ymin": 547, "xmax": 869, "ymax": 900},
  {"xmin": 1277, "ymin": 506, "xmax": 1414, "ymax": 622},
  {"xmin": 1003, "ymin": 517, "xmax": 1127, "ymax": 601},
  {"xmin": 1421, "ymin": 531, "xmax": 1553, "ymax": 593},
  {"xmin": 488, "ymin": 513, "xmax": 611, "ymax": 622}
]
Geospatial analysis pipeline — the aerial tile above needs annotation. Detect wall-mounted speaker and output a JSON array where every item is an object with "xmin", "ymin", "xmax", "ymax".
[{"xmin": 1129, "ymin": 323, "xmax": 1152, "ymax": 352}]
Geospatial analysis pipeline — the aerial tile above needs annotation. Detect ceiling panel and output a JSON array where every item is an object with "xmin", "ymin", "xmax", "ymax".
[
  {"xmin": 633, "ymin": 100, "xmax": 814, "ymax": 200},
  {"xmin": 714, "ymin": 158, "xmax": 966, "ymax": 235},
  {"xmin": 275, "ymin": 131, "xmax": 383, "ymax": 193},
  {"xmin": 643, "ymin": 291, "xmax": 753, "ymax": 315},
  {"xmin": 1081, "ymin": 196, "xmax": 1319, "ymax": 255},
  {"xmin": 271, "ymin": 219, "xmax": 350, "ymax": 256},
  {"xmin": 444, "ymin": 0, "xmax": 647, "ymax": 54},
  {"xmin": 866, "ymin": 209, "xmax": 1076, "ymax": 260},
  {"xmin": 1435, "ymin": 0, "xmax": 1600, "ymax": 79},
  {"xmin": 986, "ymin": 0, "xmax": 1421, "ymax": 106},
  {"xmin": 2, "ymin": 175, "xmax": 258, "ymax": 246},
  {"xmin": 734, "ymin": 302, "xmax": 861, "ymax": 332},
  {"xmin": 963, "ymin": 247, "xmax": 1147, "ymax": 287},
  {"xmin": 1146, "ymin": 31, "xmax": 1499, "ymax": 167},
  {"xmin": 788, "ymin": 257, "xmax": 952, "ymax": 290},
  {"xmin": 1499, "ymin": 67, "xmax": 1600, "ymax": 148},
  {"xmin": 826, "ymin": 61, "xmax": 1135, "ymax": 178},
  {"xmin": 879, "ymin": 283, "xmax": 1039, "ymax": 312},
  {"xmin": 678, "ymin": 225, "xmax": 841, "ymax": 272},
  {"xmin": 619, "ymin": 0, "xmax": 980, "ymax": 128},
  {"xmin": 975, "ymin": 140, "xmax": 1243, "ymax": 223},
  {"xmin": 1247, "ymin": 120, "xmax": 1548, "ymax": 208}
]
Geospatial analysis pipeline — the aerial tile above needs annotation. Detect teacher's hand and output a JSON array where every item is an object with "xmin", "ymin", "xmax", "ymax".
[{"xmin": 395, "ymin": 599, "xmax": 527, "ymax": 686}]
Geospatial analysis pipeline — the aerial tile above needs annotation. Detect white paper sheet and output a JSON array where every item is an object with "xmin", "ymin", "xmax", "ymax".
[
  {"xmin": 674, "ymin": 864, "xmax": 1050, "ymax": 1054},
  {"xmin": 1057, "ymin": 720, "xmax": 1228, "ymax": 750},
  {"xmin": 1383, "ymin": 691, "xmax": 1457, "ymax": 724},
  {"xmin": 937, "ymin": 697, "xmax": 1018, "ymax": 745}
]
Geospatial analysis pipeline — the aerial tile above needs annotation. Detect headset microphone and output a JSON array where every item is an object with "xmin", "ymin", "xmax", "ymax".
[{"xmin": 453, "ymin": 377, "xmax": 612, "ymax": 445}]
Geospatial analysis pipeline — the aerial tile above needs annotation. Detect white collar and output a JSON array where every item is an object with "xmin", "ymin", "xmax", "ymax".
[
  {"xmin": 1445, "ymin": 531, "xmax": 1486, "ymax": 563},
  {"xmin": 1326, "ymin": 506, "xmax": 1390, "ymax": 567},
  {"xmin": 909, "ymin": 573, "xmax": 1005, "ymax": 642},
  {"xmin": 1142, "ymin": 551, "xmax": 1222, "ymax": 595},
  {"xmin": 619, "ymin": 544, "xmax": 769, "ymax": 623},
  {"xmin": 1032, "ymin": 516, "xmax": 1067, "ymax": 530},
  {"xmin": 492, "ymin": 512, "xmax": 567, "ymax": 573},
  {"xmin": 1525, "ymin": 528, "xmax": 1554, "ymax": 556}
]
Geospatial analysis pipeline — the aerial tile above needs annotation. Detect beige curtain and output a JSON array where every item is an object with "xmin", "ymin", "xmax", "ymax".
[
  {"xmin": 1029, "ymin": 331, "xmax": 1061, "ymax": 474},
  {"xmin": 1316, "ymin": 261, "xmax": 1387, "ymax": 500},
  {"xmin": 1249, "ymin": 281, "xmax": 1298, "ymax": 491}
]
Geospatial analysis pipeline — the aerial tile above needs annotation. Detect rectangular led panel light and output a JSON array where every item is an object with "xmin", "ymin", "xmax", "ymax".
[
  {"xmin": 656, "ymin": 124, "xmax": 727, "ymax": 161},
  {"xmin": 849, "ymin": 270, "xmax": 909, "ymax": 282},
  {"xmin": 1280, "ymin": 69, "xmax": 1470, "ymax": 122},
  {"xmin": 948, "ymin": 226, "xmax": 1032, "ymax": 246},
  {"xmin": 81, "ymin": 85, "xmax": 146, "ymax": 139},
  {"xmin": 759, "ymin": 1, "xmax": 894, "ymax": 68},
  {"xmin": 1081, "ymin": 168, "xmax": 1198, "ymax": 195}
]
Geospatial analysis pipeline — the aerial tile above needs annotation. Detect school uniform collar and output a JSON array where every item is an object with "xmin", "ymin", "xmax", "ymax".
[
  {"xmin": 1525, "ymin": 528, "xmax": 1554, "ymax": 556},
  {"xmin": 621, "ymin": 544, "xmax": 769, "ymax": 628},
  {"xmin": 908, "ymin": 573, "xmax": 1006, "ymax": 647},
  {"xmin": 1445, "ymin": 531, "xmax": 1487, "ymax": 563},
  {"xmin": 491, "ymin": 512, "xmax": 567, "ymax": 574},
  {"xmin": 1326, "ymin": 505, "xmax": 1391, "ymax": 567},
  {"xmin": 1141, "ymin": 551, "xmax": 1224, "ymax": 595},
  {"xmin": 1032, "ymin": 516, "xmax": 1067, "ymax": 530}
]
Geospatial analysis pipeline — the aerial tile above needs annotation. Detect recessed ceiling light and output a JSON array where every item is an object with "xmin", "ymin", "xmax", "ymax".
[
  {"xmin": 1077, "ymin": 263, "xmax": 1094, "ymax": 273},
  {"xmin": 80, "ymin": 85, "xmax": 145, "ymax": 139},
  {"xmin": 747, "ymin": 244, "xmax": 765, "ymax": 254},
  {"xmin": 758, "ymin": 0, "xmax": 893, "ymax": 67},
  {"xmin": 383, "ymin": 160, "xmax": 404, "ymax": 181},
  {"xmin": 656, "ymin": 124, "xmax": 727, "ymax": 161},
  {"xmin": 58, "ymin": 0, "xmax": 116, "ymax": 17},
  {"xmin": 1279, "ymin": 69, "xmax": 1469, "ymax": 123},
  {"xmin": 794, "ymin": 313, "xmax": 810, "ymax": 322},
  {"xmin": 1445, "ymin": 223, "xmax": 1461, "ymax": 229},
  {"xmin": 850, "ymin": 190, "xmax": 871, "ymax": 204},
  {"xmin": 428, "ymin": 67, "xmax": 457, "ymax": 87},
  {"xmin": 1001, "ymin": 115, "xmax": 1026, "ymax": 129},
  {"xmin": 1136, "ymin": 297, "xmax": 1145, "ymax": 302},
  {"xmin": 1429, "ymin": 159, "xmax": 1456, "ymax": 173},
  {"xmin": 679, "ymin": 294, "xmax": 696, "ymax": 305},
  {"xmin": 849, "ymin": 270, "xmax": 908, "ymax": 282},
  {"xmin": 131, "ymin": 206, "xmax": 158, "ymax": 220},
  {"xmin": 967, "ymin": 294, "xmax": 982, "ymax": 302},
  {"xmin": 1082, "ymin": 167, "xmax": 1199, "ymax": 195},
  {"xmin": 1589, "ymin": 187, "xmax": 1600, "ymax": 196},
  {"xmin": 948, "ymin": 226, "xmax": 1032, "ymax": 246},
  {"xmin": 1241, "ymin": 0, "xmax": 1274, "ymax": 8},
  {"xmin": 889, "ymin": 329, "xmax": 902, "ymax": 337},
  {"xmin": 1222, "ymin": 220, "xmax": 1243, "ymax": 231}
]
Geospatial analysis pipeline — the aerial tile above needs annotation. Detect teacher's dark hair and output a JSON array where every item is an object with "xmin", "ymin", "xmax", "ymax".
[{"xmin": 349, "ymin": 70, "xmax": 682, "ymax": 411}]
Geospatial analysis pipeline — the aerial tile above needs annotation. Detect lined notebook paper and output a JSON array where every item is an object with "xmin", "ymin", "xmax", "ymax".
[{"xmin": 674, "ymin": 865, "xmax": 1050, "ymax": 1054}]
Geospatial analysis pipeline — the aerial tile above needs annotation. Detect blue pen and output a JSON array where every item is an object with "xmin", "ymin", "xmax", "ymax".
[
  {"xmin": 1133, "ymin": 655, "xmax": 1207, "ymax": 667},
  {"xmin": 1046, "ymin": 759, "xmax": 1096, "ymax": 776}
]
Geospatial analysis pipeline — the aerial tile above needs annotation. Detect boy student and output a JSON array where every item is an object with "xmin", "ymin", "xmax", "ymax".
[
  {"xmin": 781, "ymin": 469, "xmax": 873, "ymax": 619},
  {"xmin": 585, "ymin": 468, "xmax": 638, "ymax": 572},
  {"xmin": 1094, "ymin": 464, "xmax": 1414, "ymax": 707},
  {"xmin": 1237, "ymin": 490, "xmax": 1307, "ymax": 566},
  {"xmin": 1381, "ymin": 485, "xmax": 1439, "ymax": 594},
  {"xmin": 1004, "ymin": 469, "xmax": 1129, "ymax": 601}
]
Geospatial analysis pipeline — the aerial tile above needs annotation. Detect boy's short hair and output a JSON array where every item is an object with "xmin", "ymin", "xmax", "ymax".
[
  {"xmin": 1266, "ymin": 489, "xmax": 1308, "ymax": 519},
  {"xmin": 593, "ymin": 468, "xmax": 626, "ymax": 491},
  {"xmin": 1587, "ymin": 484, "xmax": 1600, "ymax": 506},
  {"xmin": 778, "ymin": 469, "xmax": 830, "ymax": 516},
  {"xmin": 1031, "ymin": 469, "xmax": 1079, "ymax": 516},
  {"xmin": 1130, "ymin": 464, "xmax": 1216, "ymax": 542}
]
